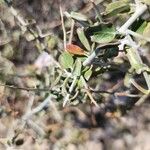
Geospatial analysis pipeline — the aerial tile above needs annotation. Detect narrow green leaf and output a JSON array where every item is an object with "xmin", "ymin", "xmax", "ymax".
[
  {"xmin": 105, "ymin": 0, "xmax": 130, "ymax": 17},
  {"xmin": 143, "ymin": 22, "xmax": 150, "ymax": 38},
  {"xmin": 126, "ymin": 48, "xmax": 150, "ymax": 74},
  {"xmin": 137, "ymin": 22, "xmax": 150, "ymax": 45},
  {"xmin": 73, "ymin": 58, "xmax": 82, "ymax": 77},
  {"xmin": 62, "ymin": 77, "xmax": 70, "ymax": 95},
  {"xmin": 59, "ymin": 52, "xmax": 74, "ymax": 69},
  {"xmin": 126, "ymin": 48, "xmax": 142, "ymax": 73},
  {"xmin": 124, "ymin": 70, "xmax": 133, "ymax": 87},
  {"xmin": 77, "ymin": 75, "xmax": 86, "ymax": 88},
  {"xmin": 78, "ymin": 76, "xmax": 84, "ymax": 88},
  {"xmin": 136, "ymin": 21, "xmax": 147, "ymax": 34},
  {"xmin": 91, "ymin": 26, "xmax": 116, "ymax": 43},
  {"xmin": 84, "ymin": 68, "xmax": 92, "ymax": 80},
  {"xmin": 77, "ymin": 28, "xmax": 91, "ymax": 51},
  {"xmin": 70, "ymin": 12, "xmax": 88, "ymax": 21}
]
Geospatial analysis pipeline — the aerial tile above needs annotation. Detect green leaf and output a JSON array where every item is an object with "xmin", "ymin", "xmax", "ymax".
[
  {"xmin": 136, "ymin": 21, "xmax": 147, "ymax": 34},
  {"xmin": 73, "ymin": 58, "xmax": 82, "ymax": 77},
  {"xmin": 126, "ymin": 48, "xmax": 150, "ymax": 74},
  {"xmin": 62, "ymin": 77, "xmax": 70, "ymax": 95},
  {"xmin": 136, "ymin": 22, "xmax": 150, "ymax": 45},
  {"xmin": 84, "ymin": 68, "xmax": 92, "ymax": 80},
  {"xmin": 46, "ymin": 36, "xmax": 57, "ymax": 49},
  {"xmin": 91, "ymin": 26, "xmax": 116, "ymax": 44},
  {"xmin": 77, "ymin": 76, "xmax": 86, "ymax": 88},
  {"xmin": 143, "ymin": 22, "xmax": 150, "ymax": 38},
  {"xmin": 126, "ymin": 48, "xmax": 141, "ymax": 71},
  {"xmin": 77, "ymin": 76, "xmax": 84, "ymax": 88},
  {"xmin": 70, "ymin": 12, "xmax": 88, "ymax": 21},
  {"xmin": 105, "ymin": 0, "xmax": 130, "ymax": 17},
  {"xmin": 77, "ymin": 28, "xmax": 91, "ymax": 51},
  {"xmin": 124, "ymin": 71, "xmax": 133, "ymax": 87},
  {"xmin": 59, "ymin": 52, "xmax": 74, "ymax": 69}
]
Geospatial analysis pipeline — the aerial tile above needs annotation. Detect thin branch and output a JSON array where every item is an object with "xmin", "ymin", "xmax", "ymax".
[
  {"xmin": 68, "ymin": 19, "xmax": 75, "ymax": 44},
  {"xmin": 115, "ymin": 92, "xmax": 141, "ymax": 98},
  {"xmin": 30, "ymin": 95, "xmax": 51, "ymax": 116},
  {"xmin": 21, "ymin": 92, "xmax": 35, "ymax": 128},
  {"xmin": 89, "ymin": 88, "xmax": 114, "ymax": 94},
  {"xmin": 23, "ymin": 95, "xmax": 52, "ymax": 120},
  {"xmin": 90, "ymin": 88, "xmax": 142, "ymax": 98},
  {"xmin": 143, "ymin": 71, "xmax": 150, "ymax": 90},
  {"xmin": 83, "ymin": 47, "xmax": 100, "ymax": 66},
  {"xmin": 26, "ymin": 120, "xmax": 46, "ymax": 137},
  {"xmin": 0, "ymin": 83, "xmax": 51, "ymax": 91},
  {"xmin": 126, "ymin": 29, "xmax": 150, "ymax": 42},
  {"xmin": 59, "ymin": 5, "xmax": 66, "ymax": 50},
  {"xmin": 25, "ymin": 92, "xmax": 35, "ymax": 113},
  {"xmin": 120, "ymin": 35, "xmax": 150, "ymax": 90},
  {"xmin": 63, "ymin": 76, "xmax": 77, "ymax": 107},
  {"xmin": 36, "ymin": 25, "xmax": 52, "ymax": 38},
  {"xmin": 70, "ymin": 90, "xmax": 79, "ymax": 100},
  {"xmin": 63, "ymin": 94, "xmax": 70, "ymax": 107},
  {"xmin": 9, "ymin": 6, "xmax": 28, "ymax": 26},
  {"xmin": 130, "ymin": 79, "xmax": 150, "ymax": 94},
  {"xmin": 83, "ymin": 42, "xmax": 120, "ymax": 66},
  {"xmin": 81, "ymin": 76, "xmax": 99, "ymax": 107},
  {"xmin": 118, "ymin": 4, "xmax": 147, "ymax": 34},
  {"xmin": 21, "ymin": 95, "xmax": 52, "ymax": 137},
  {"xmin": 84, "ymin": 89, "xmax": 100, "ymax": 107},
  {"xmin": 135, "ymin": 93, "xmax": 150, "ymax": 106}
]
